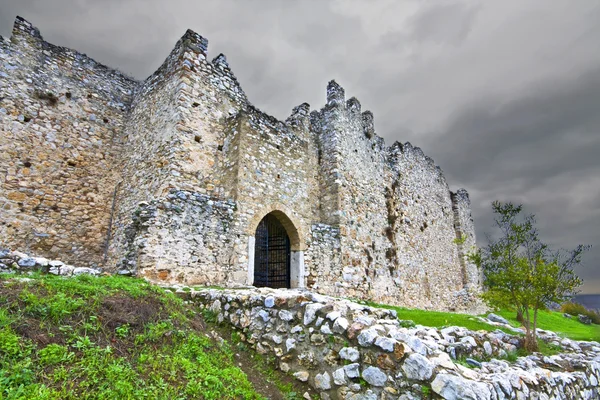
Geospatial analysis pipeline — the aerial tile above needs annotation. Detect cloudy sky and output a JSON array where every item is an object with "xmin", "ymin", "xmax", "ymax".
[{"xmin": 1, "ymin": 0, "xmax": 598, "ymax": 293}]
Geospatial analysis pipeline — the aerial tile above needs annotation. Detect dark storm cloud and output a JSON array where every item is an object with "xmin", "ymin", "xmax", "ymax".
[
  {"xmin": 407, "ymin": 2, "xmax": 481, "ymax": 46},
  {"xmin": 1, "ymin": 0, "xmax": 599, "ymax": 292},
  {"xmin": 426, "ymin": 66, "xmax": 600, "ymax": 289}
]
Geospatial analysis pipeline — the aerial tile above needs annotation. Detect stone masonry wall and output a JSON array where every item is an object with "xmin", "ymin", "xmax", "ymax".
[
  {"xmin": 106, "ymin": 31, "xmax": 199, "ymax": 265},
  {"xmin": 0, "ymin": 17, "xmax": 135, "ymax": 267},
  {"xmin": 188, "ymin": 287, "xmax": 600, "ymax": 400},
  {"xmin": 310, "ymin": 82, "xmax": 392, "ymax": 303},
  {"xmin": 308, "ymin": 82, "xmax": 479, "ymax": 311},
  {"xmin": 387, "ymin": 142, "xmax": 467, "ymax": 310},
  {"xmin": 118, "ymin": 190, "xmax": 238, "ymax": 284},
  {"xmin": 1, "ymin": 17, "xmax": 482, "ymax": 312},
  {"xmin": 451, "ymin": 189, "xmax": 480, "ymax": 289}
]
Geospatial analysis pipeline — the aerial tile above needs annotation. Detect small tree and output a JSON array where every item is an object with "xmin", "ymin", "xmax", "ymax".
[{"xmin": 471, "ymin": 201, "xmax": 589, "ymax": 352}]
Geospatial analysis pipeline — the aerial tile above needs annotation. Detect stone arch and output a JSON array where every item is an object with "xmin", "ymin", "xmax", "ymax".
[
  {"xmin": 246, "ymin": 204, "xmax": 306, "ymax": 251},
  {"xmin": 246, "ymin": 204, "xmax": 306, "ymax": 288}
]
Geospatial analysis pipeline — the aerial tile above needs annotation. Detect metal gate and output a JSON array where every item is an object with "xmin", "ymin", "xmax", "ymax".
[{"xmin": 254, "ymin": 214, "xmax": 291, "ymax": 289}]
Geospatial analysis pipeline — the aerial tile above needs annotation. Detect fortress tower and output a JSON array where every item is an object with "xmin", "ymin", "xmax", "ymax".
[{"xmin": 0, "ymin": 17, "xmax": 480, "ymax": 311}]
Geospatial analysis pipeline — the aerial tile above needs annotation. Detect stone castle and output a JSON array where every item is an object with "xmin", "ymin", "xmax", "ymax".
[{"xmin": 0, "ymin": 17, "xmax": 480, "ymax": 311}]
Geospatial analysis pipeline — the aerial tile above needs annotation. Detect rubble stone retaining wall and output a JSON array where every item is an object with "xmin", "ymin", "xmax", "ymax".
[{"xmin": 188, "ymin": 287, "xmax": 600, "ymax": 400}]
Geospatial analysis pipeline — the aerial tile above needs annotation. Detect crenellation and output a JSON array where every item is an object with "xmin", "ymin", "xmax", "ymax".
[
  {"xmin": 346, "ymin": 97, "xmax": 361, "ymax": 114},
  {"xmin": 362, "ymin": 110, "xmax": 375, "ymax": 139},
  {"xmin": 1, "ymin": 16, "xmax": 482, "ymax": 312},
  {"xmin": 12, "ymin": 16, "xmax": 43, "ymax": 40},
  {"xmin": 326, "ymin": 79, "xmax": 345, "ymax": 107}
]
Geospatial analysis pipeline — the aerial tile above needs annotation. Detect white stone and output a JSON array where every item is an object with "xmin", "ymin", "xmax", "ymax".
[
  {"xmin": 431, "ymin": 352, "xmax": 456, "ymax": 370},
  {"xmin": 314, "ymin": 371, "xmax": 331, "ymax": 390},
  {"xmin": 374, "ymin": 336, "xmax": 396, "ymax": 352},
  {"xmin": 402, "ymin": 353, "xmax": 433, "ymax": 381},
  {"xmin": 294, "ymin": 371, "xmax": 309, "ymax": 382},
  {"xmin": 333, "ymin": 367, "xmax": 346, "ymax": 385},
  {"xmin": 333, "ymin": 317, "xmax": 349, "ymax": 333},
  {"xmin": 358, "ymin": 328, "xmax": 378, "ymax": 347},
  {"xmin": 72, "ymin": 267, "xmax": 100, "ymax": 275},
  {"xmin": 257, "ymin": 309, "xmax": 270, "ymax": 322},
  {"xmin": 271, "ymin": 334, "xmax": 282, "ymax": 344},
  {"xmin": 461, "ymin": 336, "xmax": 477, "ymax": 347},
  {"xmin": 344, "ymin": 363, "xmax": 360, "ymax": 378},
  {"xmin": 362, "ymin": 366, "xmax": 387, "ymax": 387},
  {"xmin": 264, "ymin": 296, "xmax": 275, "ymax": 308},
  {"xmin": 484, "ymin": 341, "xmax": 493, "ymax": 356},
  {"xmin": 326, "ymin": 311, "xmax": 341, "ymax": 321},
  {"xmin": 339, "ymin": 347, "xmax": 360, "ymax": 362},
  {"xmin": 285, "ymin": 338, "xmax": 296, "ymax": 353},
  {"xmin": 431, "ymin": 374, "xmax": 478, "ymax": 399},
  {"xmin": 33, "ymin": 257, "xmax": 49, "ymax": 267},
  {"xmin": 278, "ymin": 310, "xmax": 294, "ymax": 321},
  {"xmin": 304, "ymin": 303, "xmax": 324, "ymax": 325}
]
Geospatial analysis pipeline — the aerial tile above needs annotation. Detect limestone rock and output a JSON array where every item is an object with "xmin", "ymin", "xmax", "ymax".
[
  {"xmin": 314, "ymin": 371, "xmax": 331, "ymax": 390},
  {"xmin": 361, "ymin": 366, "xmax": 387, "ymax": 387},
  {"xmin": 344, "ymin": 363, "xmax": 360, "ymax": 378},
  {"xmin": 17, "ymin": 257, "xmax": 36, "ymax": 268},
  {"xmin": 294, "ymin": 371, "xmax": 309, "ymax": 382},
  {"xmin": 358, "ymin": 328, "xmax": 378, "ymax": 347},
  {"xmin": 333, "ymin": 367, "xmax": 346, "ymax": 386},
  {"xmin": 339, "ymin": 347, "xmax": 360, "ymax": 362},
  {"xmin": 374, "ymin": 336, "xmax": 396, "ymax": 352},
  {"xmin": 304, "ymin": 303, "xmax": 324, "ymax": 325},
  {"xmin": 487, "ymin": 313, "xmax": 510, "ymax": 325},
  {"xmin": 401, "ymin": 353, "xmax": 433, "ymax": 381},
  {"xmin": 333, "ymin": 317, "xmax": 349, "ymax": 333}
]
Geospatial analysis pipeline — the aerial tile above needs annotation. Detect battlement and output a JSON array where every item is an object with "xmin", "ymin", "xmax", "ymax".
[{"xmin": 12, "ymin": 16, "xmax": 43, "ymax": 40}]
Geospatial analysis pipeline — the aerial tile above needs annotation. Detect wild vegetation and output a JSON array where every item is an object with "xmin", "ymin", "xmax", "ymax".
[
  {"xmin": 0, "ymin": 273, "xmax": 306, "ymax": 400},
  {"xmin": 470, "ymin": 201, "xmax": 590, "ymax": 351},
  {"xmin": 561, "ymin": 301, "xmax": 600, "ymax": 325}
]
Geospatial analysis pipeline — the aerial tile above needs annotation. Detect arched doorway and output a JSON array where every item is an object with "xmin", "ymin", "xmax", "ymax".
[{"xmin": 253, "ymin": 213, "xmax": 291, "ymax": 288}]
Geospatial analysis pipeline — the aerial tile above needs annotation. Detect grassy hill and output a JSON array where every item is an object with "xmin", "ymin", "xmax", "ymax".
[
  {"xmin": 367, "ymin": 302, "xmax": 600, "ymax": 342},
  {"xmin": 2, "ymin": 273, "xmax": 598, "ymax": 399},
  {"xmin": 0, "ymin": 273, "xmax": 308, "ymax": 400}
]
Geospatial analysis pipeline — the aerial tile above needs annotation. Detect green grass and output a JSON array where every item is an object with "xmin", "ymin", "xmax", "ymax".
[
  {"xmin": 365, "ymin": 301, "xmax": 515, "ymax": 334},
  {"xmin": 366, "ymin": 301, "xmax": 600, "ymax": 342},
  {"xmin": 0, "ymin": 273, "xmax": 267, "ymax": 400},
  {"xmin": 496, "ymin": 309, "xmax": 600, "ymax": 342}
]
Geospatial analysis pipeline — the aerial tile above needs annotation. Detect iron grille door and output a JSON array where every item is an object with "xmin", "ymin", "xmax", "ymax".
[{"xmin": 254, "ymin": 214, "xmax": 291, "ymax": 289}]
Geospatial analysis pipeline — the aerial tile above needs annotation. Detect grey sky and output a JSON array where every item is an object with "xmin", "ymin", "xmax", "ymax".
[{"xmin": 1, "ymin": 0, "xmax": 598, "ymax": 293}]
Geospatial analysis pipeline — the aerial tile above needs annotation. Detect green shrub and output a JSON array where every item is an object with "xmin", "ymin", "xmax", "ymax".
[{"xmin": 561, "ymin": 302, "xmax": 600, "ymax": 324}]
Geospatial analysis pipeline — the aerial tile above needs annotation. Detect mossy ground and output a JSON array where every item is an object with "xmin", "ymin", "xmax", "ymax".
[{"xmin": 0, "ymin": 273, "xmax": 307, "ymax": 400}]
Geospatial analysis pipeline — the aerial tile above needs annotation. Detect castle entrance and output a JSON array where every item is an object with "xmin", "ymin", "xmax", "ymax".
[{"xmin": 253, "ymin": 213, "xmax": 291, "ymax": 288}]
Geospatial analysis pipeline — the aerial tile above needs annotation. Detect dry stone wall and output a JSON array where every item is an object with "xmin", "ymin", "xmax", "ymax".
[
  {"xmin": 1, "ymin": 16, "xmax": 482, "ymax": 312},
  {"xmin": 186, "ymin": 287, "xmax": 600, "ymax": 400}
]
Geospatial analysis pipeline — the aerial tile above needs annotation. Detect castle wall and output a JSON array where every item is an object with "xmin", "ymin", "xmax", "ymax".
[
  {"xmin": 306, "ymin": 82, "xmax": 479, "ymax": 311},
  {"xmin": 0, "ymin": 17, "xmax": 481, "ymax": 312},
  {"xmin": 0, "ymin": 17, "xmax": 135, "ymax": 267},
  {"xmin": 451, "ymin": 188, "xmax": 480, "ymax": 288},
  {"xmin": 310, "ymin": 82, "xmax": 393, "ymax": 301},
  {"xmin": 106, "ymin": 32, "xmax": 200, "ymax": 266},
  {"xmin": 387, "ymin": 142, "xmax": 467, "ymax": 310}
]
